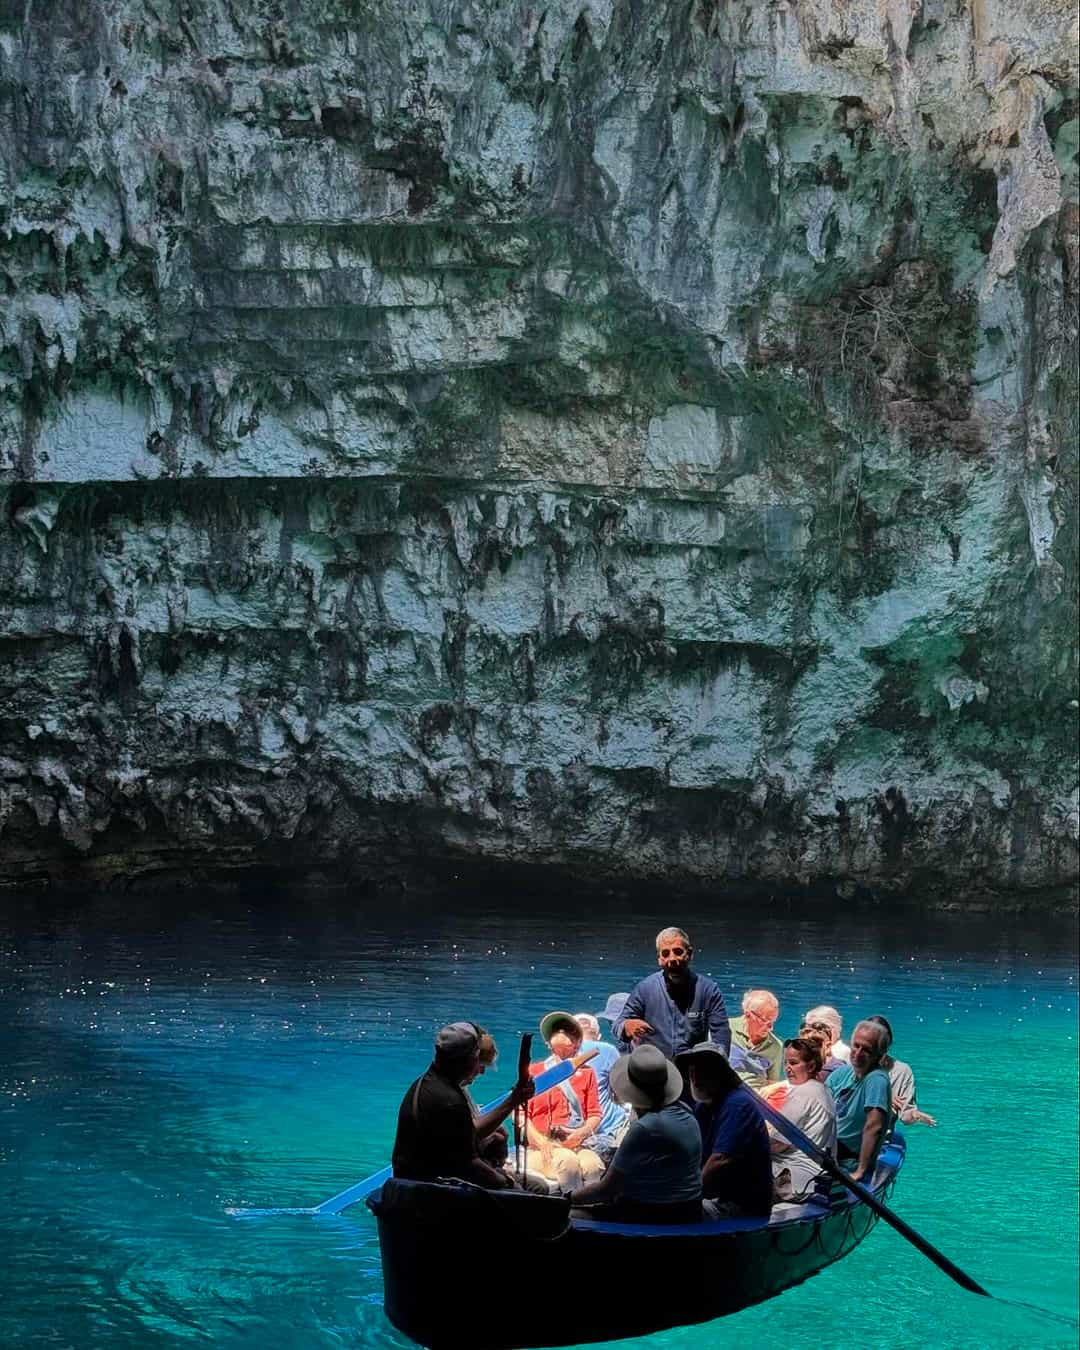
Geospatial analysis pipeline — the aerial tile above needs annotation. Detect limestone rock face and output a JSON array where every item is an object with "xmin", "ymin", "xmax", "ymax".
[{"xmin": 1, "ymin": 1, "xmax": 1077, "ymax": 899}]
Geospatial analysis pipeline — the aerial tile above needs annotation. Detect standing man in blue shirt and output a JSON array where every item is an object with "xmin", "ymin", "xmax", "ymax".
[{"xmin": 614, "ymin": 926, "xmax": 731, "ymax": 1061}]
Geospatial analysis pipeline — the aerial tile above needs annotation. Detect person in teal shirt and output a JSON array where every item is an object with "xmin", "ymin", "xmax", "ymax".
[{"xmin": 826, "ymin": 1019, "xmax": 893, "ymax": 1183}]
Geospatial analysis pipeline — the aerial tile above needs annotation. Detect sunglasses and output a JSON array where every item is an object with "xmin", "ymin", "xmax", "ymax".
[{"xmin": 659, "ymin": 946, "xmax": 689, "ymax": 957}]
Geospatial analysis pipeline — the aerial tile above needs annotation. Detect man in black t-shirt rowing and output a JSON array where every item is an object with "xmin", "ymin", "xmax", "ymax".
[{"xmin": 392, "ymin": 1021, "xmax": 535, "ymax": 1190}]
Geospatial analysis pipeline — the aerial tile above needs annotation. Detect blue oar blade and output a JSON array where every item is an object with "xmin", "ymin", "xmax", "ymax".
[
  {"xmin": 314, "ymin": 1166, "xmax": 392, "ymax": 1215},
  {"xmin": 225, "ymin": 1206, "xmax": 318, "ymax": 1217}
]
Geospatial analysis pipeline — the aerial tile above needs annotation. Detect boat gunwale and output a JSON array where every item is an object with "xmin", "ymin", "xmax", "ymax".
[
  {"xmin": 561, "ymin": 1137, "xmax": 904, "ymax": 1238},
  {"xmin": 367, "ymin": 1138, "xmax": 905, "ymax": 1239}
]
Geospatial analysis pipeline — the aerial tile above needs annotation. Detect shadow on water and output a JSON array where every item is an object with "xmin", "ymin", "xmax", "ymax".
[
  {"xmin": 0, "ymin": 1015, "xmax": 251, "ymax": 1344},
  {"xmin": 0, "ymin": 1010, "xmax": 390, "ymax": 1347}
]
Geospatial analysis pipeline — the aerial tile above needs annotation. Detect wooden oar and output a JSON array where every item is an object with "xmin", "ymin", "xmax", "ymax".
[
  {"xmin": 514, "ymin": 1033, "xmax": 533, "ymax": 1184},
  {"xmin": 226, "ymin": 1049, "xmax": 597, "ymax": 1218},
  {"xmin": 749, "ymin": 1088, "xmax": 989, "ymax": 1297}
]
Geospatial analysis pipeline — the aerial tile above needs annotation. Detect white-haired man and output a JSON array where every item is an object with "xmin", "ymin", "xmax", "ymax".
[
  {"xmin": 827, "ymin": 1019, "xmax": 892, "ymax": 1183},
  {"xmin": 614, "ymin": 927, "xmax": 731, "ymax": 1062},
  {"xmin": 866, "ymin": 1014, "xmax": 937, "ymax": 1128},
  {"xmin": 804, "ymin": 1004, "xmax": 850, "ymax": 1062},
  {"xmin": 574, "ymin": 1011, "xmax": 632, "ymax": 1160},
  {"xmin": 729, "ymin": 990, "xmax": 782, "ymax": 1089}
]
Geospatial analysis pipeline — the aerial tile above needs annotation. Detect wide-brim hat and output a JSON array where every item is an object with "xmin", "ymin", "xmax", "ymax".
[
  {"xmin": 609, "ymin": 1044, "xmax": 682, "ymax": 1109},
  {"xmin": 597, "ymin": 992, "xmax": 629, "ymax": 1023},
  {"xmin": 675, "ymin": 1040, "xmax": 729, "ymax": 1069},
  {"xmin": 540, "ymin": 1010, "xmax": 583, "ymax": 1043}
]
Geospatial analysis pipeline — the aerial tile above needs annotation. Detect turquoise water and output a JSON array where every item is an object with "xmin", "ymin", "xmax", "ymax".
[{"xmin": 1, "ymin": 888, "xmax": 1077, "ymax": 1350}]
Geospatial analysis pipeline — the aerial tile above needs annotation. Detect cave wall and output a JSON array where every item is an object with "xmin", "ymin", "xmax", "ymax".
[{"xmin": 1, "ymin": 1, "xmax": 1077, "ymax": 899}]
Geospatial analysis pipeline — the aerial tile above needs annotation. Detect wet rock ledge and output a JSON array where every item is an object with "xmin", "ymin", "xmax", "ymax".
[{"xmin": 0, "ymin": 2, "xmax": 1077, "ymax": 905}]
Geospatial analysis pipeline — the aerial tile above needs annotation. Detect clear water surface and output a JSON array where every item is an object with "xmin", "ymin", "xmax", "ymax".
[{"xmin": 1, "ymin": 887, "xmax": 1077, "ymax": 1350}]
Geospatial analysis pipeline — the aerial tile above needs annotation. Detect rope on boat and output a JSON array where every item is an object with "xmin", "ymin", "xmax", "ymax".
[
  {"xmin": 768, "ymin": 1173, "xmax": 895, "ymax": 1264},
  {"xmin": 771, "ymin": 1204, "xmax": 857, "ymax": 1261}
]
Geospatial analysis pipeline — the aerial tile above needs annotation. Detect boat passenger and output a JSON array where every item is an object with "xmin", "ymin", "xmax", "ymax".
[
  {"xmin": 392, "ymin": 1021, "xmax": 534, "ymax": 1190},
  {"xmin": 681, "ymin": 1041, "xmax": 773, "ymax": 1219},
  {"xmin": 525, "ymin": 1012, "xmax": 604, "ymax": 1193},
  {"xmin": 597, "ymin": 991, "xmax": 629, "ymax": 1027},
  {"xmin": 865, "ymin": 1014, "xmax": 937, "ymax": 1128},
  {"xmin": 614, "ymin": 927, "xmax": 731, "ymax": 1065},
  {"xmin": 804, "ymin": 1004, "xmax": 850, "ymax": 1062},
  {"xmin": 574, "ymin": 1011, "xmax": 632, "ymax": 1162},
  {"xmin": 729, "ymin": 990, "xmax": 783, "ymax": 1089},
  {"xmin": 567, "ymin": 1044, "xmax": 702, "ymax": 1224},
  {"xmin": 827, "ymin": 1019, "xmax": 892, "ymax": 1183},
  {"xmin": 463, "ymin": 1029, "xmax": 509, "ymax": 1166},
  {"xmin": 768, "ymin": 1037, "xmax": 838, "ymax": 1200},
  {"xmin": 797, "ymin": 1021, "xmax": 846, "ymax": 1081}
]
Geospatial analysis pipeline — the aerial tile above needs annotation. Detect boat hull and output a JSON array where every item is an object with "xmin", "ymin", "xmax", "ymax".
[{"xmin": 368, "ymin": 1138, "xmax": 905, "ymax": 1348}]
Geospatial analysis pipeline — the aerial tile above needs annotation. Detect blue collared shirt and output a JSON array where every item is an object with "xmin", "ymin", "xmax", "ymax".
[
  {"xmin": 614, "ymin": 971, "xmax": 731, "ymax": 1059},
  {"xmin": 580, "ymin": 1039, "xmax": 631, "ymax": 1136}
]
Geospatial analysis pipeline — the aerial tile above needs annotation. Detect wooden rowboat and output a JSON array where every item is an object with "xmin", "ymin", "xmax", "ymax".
[{"xmin": 366, "ymin": 1134, "xmax": 907, "ymax": 1348}]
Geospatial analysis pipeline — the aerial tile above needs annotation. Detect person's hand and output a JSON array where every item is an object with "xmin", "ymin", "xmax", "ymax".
[
  {"xmin": 539, "ymin": 1140, "xmax": 555, "ymax": 1167},
  {"xmin": 850, "ymin": 1168, "xmax": 866, "ymax": 1183},
  {"xmin": 904, "ymin": 1107, "xmax": 937, "ymax": 1127},
  {"xmin": 622, "ymin": 1018, "xmax": 653, "ymax": 1042},
  {"xmin": 509, "ymin": 1077, "xmax": 535, "ymax": 1108}
]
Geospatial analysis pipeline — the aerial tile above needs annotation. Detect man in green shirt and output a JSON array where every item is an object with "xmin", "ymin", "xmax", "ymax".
[{"xmin": 728, "ymin": 989, "xmax": 782, "ymax": 1088}]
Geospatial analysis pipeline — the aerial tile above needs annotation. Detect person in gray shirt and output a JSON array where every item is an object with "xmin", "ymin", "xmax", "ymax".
[{"xmin": 567, "ymin": 1045, "xmax": 702, "ymax": 1224}]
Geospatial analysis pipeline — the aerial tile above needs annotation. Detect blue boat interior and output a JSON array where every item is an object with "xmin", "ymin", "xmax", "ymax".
[
  {"xmin": 299, "ymin": 1096, "xmax": 907, "ymax": 1227},
  {"xmin": 564, "ymin": 1137, "xmax": 905, "ymax": 1238}
]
